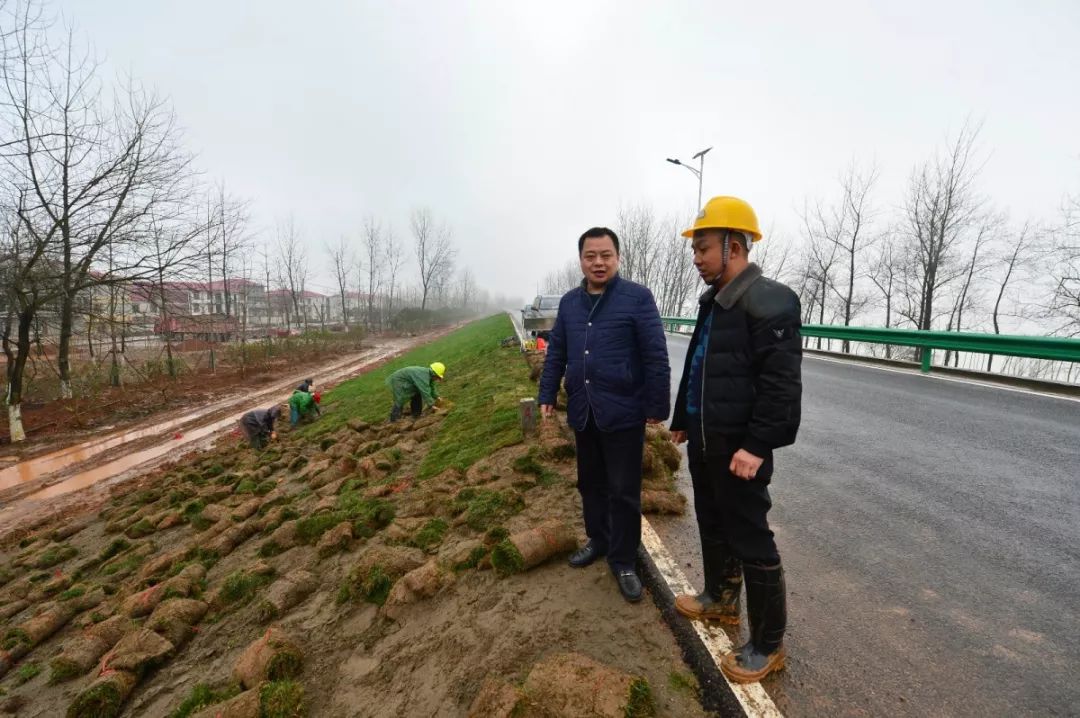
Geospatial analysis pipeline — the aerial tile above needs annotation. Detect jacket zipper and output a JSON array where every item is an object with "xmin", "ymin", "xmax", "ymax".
[{"xmin": 699, "ymin": 306, "xmax": 708, "ymax": 453}]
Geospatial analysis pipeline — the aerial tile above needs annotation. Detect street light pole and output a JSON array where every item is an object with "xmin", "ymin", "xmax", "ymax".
[{"xmin": 666, "ymin": 146, "xmax": 712, "ymax": 211}]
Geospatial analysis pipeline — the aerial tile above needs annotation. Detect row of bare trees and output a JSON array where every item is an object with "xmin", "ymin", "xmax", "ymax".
[
  {"xmin": 0, "ymin": 2, "xmax": 270, "ymax": 441},
  {"xmin": 784, "ymin": 121, "xmax": 1078, "ymax": 378},
  {"xmin": 320, "ymin": 207, "xmax": 488, "ymax": 332},
  {"xmin": 538, "ymin": 121, "xmax": 1077, "ymax": 382},
  {"xmin": 0, "ymin": 1, "xmax": 207, "ymax": 440}
]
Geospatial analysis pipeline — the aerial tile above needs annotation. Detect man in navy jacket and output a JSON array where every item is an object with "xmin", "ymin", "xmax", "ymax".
[{"xmin": 538, "ymin": 227, "xmax": 670, "ymax": 602}]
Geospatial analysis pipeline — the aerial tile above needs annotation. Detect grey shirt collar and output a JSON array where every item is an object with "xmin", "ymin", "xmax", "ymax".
[{"xmin": 698, "ymin": 263, "xmax": 763, "ymax": 310}]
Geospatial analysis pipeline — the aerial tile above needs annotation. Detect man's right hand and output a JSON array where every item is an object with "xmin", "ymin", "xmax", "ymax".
[
  {"xmin": 670, "ymin": 430, "xmax": 687, "ymax": 445},
  {"xmin": 540, "ymin": 404, "xmax": 554, "ymax": 419}
]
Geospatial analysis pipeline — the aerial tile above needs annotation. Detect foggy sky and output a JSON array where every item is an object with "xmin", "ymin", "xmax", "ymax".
[{"xmin": 58, "ymin": 0, "xmax": 1080, "ymax": 304}]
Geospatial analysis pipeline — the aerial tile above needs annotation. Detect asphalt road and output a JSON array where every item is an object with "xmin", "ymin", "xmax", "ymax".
[{"xmin": 653, "ymin": 333, "xmax": 1080, "ymax": 717}]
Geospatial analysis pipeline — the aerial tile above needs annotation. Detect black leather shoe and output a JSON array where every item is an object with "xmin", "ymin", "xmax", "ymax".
[
  {"xmin": 615, "ymin": 569, "xmax": 643, "ymax": 603},
  {"xmin": 568, "ymin": 541, "xmax": 605, "ymax": 568}
]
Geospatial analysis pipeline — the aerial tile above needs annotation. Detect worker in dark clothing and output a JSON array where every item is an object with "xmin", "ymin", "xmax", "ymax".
[
  {"xmin": 386, "ymin": 363, "xmax": 445, "ymax": 421},
  {"xmin": 238, "ymin": 406, "xmax": 282, "ymax": 449},
  {"xmin": 670, "ymin": 196, "xmax": 802, "ymax": 683}
]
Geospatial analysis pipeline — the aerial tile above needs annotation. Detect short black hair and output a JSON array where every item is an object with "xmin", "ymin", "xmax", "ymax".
[{"xmin": 578, "ymin": 227, "xmax": 620, "ymax": 255}]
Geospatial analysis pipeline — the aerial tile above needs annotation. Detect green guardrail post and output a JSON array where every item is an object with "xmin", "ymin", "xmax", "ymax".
[{"xmin": 920, "ymin": 347, "xmax": 932, "ymax": 373}]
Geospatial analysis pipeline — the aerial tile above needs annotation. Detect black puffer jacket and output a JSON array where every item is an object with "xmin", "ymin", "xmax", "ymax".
[{"xmin": 671, "ymin": 264, "xmax": 802, "ymax": 458}]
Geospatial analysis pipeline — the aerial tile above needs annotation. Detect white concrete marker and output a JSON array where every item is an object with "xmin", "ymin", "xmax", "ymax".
[{"xmin": 641, "ymin": 517, "xmax": 784, "ymax": 718}]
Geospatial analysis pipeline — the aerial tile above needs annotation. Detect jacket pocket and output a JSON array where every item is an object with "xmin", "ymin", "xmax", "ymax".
[
  {"xmin": 565, "ymin": 360, "xmax": 584, "ymax": 396},
  {"xmin": 594, "ymin": 360, "xmax": 633, "ymax": 392}
]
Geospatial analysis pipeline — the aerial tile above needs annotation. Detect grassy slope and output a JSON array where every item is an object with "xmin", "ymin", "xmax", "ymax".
[{"xmin": 307, "ymin": 315, "xmax": 533, "ymax": 478}]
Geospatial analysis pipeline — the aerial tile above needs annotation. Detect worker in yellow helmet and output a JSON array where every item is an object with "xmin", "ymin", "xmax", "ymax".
[
  {"xmin": 386, "ymin": 362, "xmax": 445, "ymax": 422},
  {"xmin": 669, "ymin": 196, "xmax": 803, "ymax": 683}
]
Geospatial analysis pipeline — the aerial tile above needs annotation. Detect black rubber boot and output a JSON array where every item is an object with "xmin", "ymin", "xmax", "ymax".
[
  {"xmin": 675, "ymin": 539, "xmax": 742, "ymax": 625},
  {"xmin": 721, "ymin": 561, "xmax": 786, "ymax": 683}
]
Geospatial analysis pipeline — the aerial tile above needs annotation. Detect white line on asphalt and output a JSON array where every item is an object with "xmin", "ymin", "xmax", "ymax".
[
  {"xmin": 805, "ymin": 354, "xmax": 1080, "ymax": 404},
  {"xmin": 641, "ymin": 518, "xmax": 784, "ymax": 718}
]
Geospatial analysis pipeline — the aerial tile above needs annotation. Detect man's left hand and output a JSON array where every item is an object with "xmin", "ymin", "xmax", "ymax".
[{"xmin": 729, "ymin": 449, "xmax": 763, "ymax": 480}]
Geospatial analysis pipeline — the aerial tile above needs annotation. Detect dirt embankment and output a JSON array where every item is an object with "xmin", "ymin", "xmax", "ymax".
[{"xmin": 0, "ymin": 328, "xmax": 703, "ymax": 717}]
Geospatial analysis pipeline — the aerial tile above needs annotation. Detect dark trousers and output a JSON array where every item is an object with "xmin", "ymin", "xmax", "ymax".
[
  {"xmin": 389, "ymin": 393, "xmax": 423, "ymax": 422},
  {"xmin": 573, "ymin": 413, "xmax": 645, "ymax": 571},
  {"xmin": 687, "ymin": 423, "xmax": 780, "ymax": 566}
]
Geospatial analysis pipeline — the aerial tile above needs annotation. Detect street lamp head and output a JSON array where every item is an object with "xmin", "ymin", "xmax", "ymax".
[
  {"xmin": 692, "ymin": 146, "xmax": 713, "ymax": 160},
  {"xmin": 666, "ymin": 158, "xmax": 682, "ymax": 165}
]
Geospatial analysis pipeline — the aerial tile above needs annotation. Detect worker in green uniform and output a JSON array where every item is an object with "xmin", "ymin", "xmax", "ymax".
[
  {"xmin": 386, "ymin": 362, "xmax": 445, "ymax": 421},
  {"xmin": 288, "ymin": 389, "xmax": 321, "ymax": 426}
]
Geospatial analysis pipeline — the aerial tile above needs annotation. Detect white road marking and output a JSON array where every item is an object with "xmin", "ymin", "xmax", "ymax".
[
  {"xmin": 641, "ymin": 518, "xmax": 784, "ymax": 718},
  {"xmin": 805, "ymin": 354, "xmax": 1080, "ymax": 404}
]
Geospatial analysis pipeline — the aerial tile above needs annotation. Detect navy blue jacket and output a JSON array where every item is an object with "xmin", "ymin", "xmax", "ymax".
[{"xmin": 538, "ymin": 274, "xmax": 670, "ymax": 432}]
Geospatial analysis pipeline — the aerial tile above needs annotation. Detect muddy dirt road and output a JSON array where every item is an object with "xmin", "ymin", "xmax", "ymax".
[
  {"xmin": 657, "ymin": 332, "xmax": 1080, "ymax": 717},
  {"xmin": 0, "ymin": 333, "xmax": 445, "ymax": 537}
]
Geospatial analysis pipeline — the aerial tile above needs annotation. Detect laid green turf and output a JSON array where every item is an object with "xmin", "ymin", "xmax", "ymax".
[
  {"xmin": 169, "ymin": 683, "xmax": 241, "ymax": 718},
  {"xmin": 309, "ymin": 315, "xmax": 532, "ymax": 479}
]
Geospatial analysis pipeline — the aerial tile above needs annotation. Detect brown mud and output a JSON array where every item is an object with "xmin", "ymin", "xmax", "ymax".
[{"xmin": 0, "ymin": 336, "xmax": 703, "ymax": 717}]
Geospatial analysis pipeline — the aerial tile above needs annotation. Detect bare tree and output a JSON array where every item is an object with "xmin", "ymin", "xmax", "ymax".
[
  {"xmin": 361, "ymin": 215, "xmax": 382, "ymax": 330},
  {"xmin": 0, "ymin": 196, "xmax": 59, "ymax": 442},
  {"xmin": 802, "ymin": 162, "xmax": 878, "ymax": 351},
  {"xmin": 798, "ymin": 222, "xmax": 840, "ymax": 347},
  {"xmin": 411, "ymin": 208, "xmax": 457, "ymax": 310},
  {"xmin": 213, "ymin": 182, "xmax": 250, "ymax": 319},
  {"xmin": 1046, "ymin": 191, "xmax": 1080, "ymax": 338},
  {"xmin": 752, "ymin": 227, "xmax": 795, "ymax": 284},
  {"xmin": 383, "ymin": 226, "xmax": 404, "ymax": 321},
  {"xmin": 652, "ymin": 219, "xmax": 699, "ymax": 317},
  {"xmin": 260, "ymin": 245, "xmax": 274, "ymax": 331},
  {"xmin": 455, "ymin": 267, "xmax": 477, "ymax": 310},
  {"xmin": 541, "ymin": 259, "xmax": 580, "ymax": 295},
  {"xmin": 2, "ymin": 15, "xmax": 193, "ymax": 398},
  {"xmin": 616, "ymin": 203, "xmax": 662, "ymax": 288},
  {"xmin": 942, "ymin": 216, "xmax": 995, "ymax": 366},
  {"xmin": 901, "ymin": 121, "xmax": 985, "ymax": 336},
  {"xmin": 987, "ymin": 221, "xmax": 1034, "ymax": 370},
  {"xmin": 276, "ymin": 216, "xmax": 307, "ymax": 331},
  {"xmin": 868, "ymin": 235, "xmax": 902, "ymax": 357},
  {"xmin": 327, "ymin": 234, "xmax": 353, "ymax": 327},
  {"xmin": 145, "ymin": 213, "xmax": 202, "ymax": 379}
]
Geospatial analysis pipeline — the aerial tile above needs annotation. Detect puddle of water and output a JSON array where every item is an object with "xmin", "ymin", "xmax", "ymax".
[
  {"xmin": 25, "ymin": 414, "xmax": 239, "ymax": 501},
  {"xmin": 0, "ymin": 407, "xmax": 214, "ymax": 491}
]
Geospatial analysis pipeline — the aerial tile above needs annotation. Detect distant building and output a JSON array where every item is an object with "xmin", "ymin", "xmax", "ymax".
[{"xmin": 266, "ymin": 289, "xmax": 333, "ymax": 329}]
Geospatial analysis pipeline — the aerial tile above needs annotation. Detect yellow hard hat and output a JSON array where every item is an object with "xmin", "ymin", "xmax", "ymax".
[
  {"xmin": 681, "ymin": 196, "xmax": 763, "ymax": 241},
  {"xmin": 430, "ymin": 362, "xmax": 446, "ymax": 379}
]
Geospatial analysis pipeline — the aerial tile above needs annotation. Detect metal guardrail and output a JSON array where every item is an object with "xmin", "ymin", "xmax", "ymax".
[{"xmin": 660, "ymin": 318, "xmax": 1080, "ymax": 373}]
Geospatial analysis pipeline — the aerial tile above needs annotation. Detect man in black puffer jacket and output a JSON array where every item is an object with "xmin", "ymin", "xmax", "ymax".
[{"xmin": 670, "ymin": 196, "xmax": 802, "ymax": 683}]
